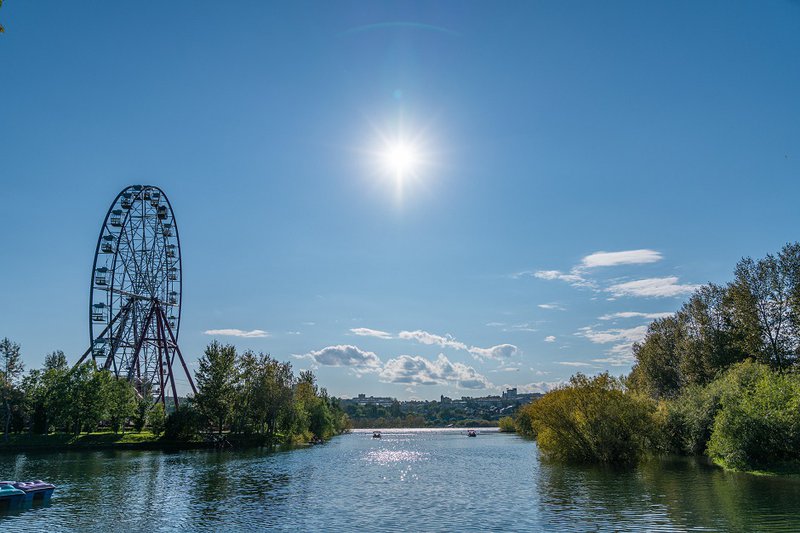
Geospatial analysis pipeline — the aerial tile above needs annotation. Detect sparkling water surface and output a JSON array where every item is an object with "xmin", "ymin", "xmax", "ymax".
[{"xmin": 2, "ymin": 428, "xmax": 800, "ymax": 532}]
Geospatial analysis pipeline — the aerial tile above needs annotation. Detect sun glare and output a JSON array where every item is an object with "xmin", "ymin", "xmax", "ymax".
[{"xmin": 382, "ymin": 142, "xmax": 420, "ymax": 177}]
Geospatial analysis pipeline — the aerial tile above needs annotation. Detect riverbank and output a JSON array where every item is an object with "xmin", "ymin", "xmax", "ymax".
[{"xmin": 0, "ymin": 431, "xmax": 334, "ymax": 453}]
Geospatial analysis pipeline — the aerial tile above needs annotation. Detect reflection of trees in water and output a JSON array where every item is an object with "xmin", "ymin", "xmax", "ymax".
[
  {"xmin": 186, "ymin": 449, "xmax": 295, "ymax": 529},
  {"xmin": 535, "ymin": 456, "xmax": 800, "ymax": 531},
  {"xmin": 640, "ymin": 457, "xmax": 800, "ymax": 531},
  {"xmin": 535, "ymin": 459, "xmax": 672, "ymax": 531}
]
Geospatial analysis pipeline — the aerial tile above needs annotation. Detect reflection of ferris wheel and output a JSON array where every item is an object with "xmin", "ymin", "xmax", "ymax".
[{"xmin": 75, "ymin": 185, "xmax": 196, "ymax": 406}]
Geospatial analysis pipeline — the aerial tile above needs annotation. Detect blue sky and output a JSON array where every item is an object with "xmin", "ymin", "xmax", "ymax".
[{"xmin": 1, "ymin": 1, "xmax": 799, "ymax": 399}]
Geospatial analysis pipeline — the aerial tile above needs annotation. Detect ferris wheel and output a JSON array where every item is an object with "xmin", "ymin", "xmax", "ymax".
[{"xmin": 76, "ymin": 185, "xmax": 196, "ymax": 405}]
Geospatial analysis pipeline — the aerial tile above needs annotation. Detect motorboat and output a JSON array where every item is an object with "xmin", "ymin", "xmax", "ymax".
[
  {"xmin": 372, "ymin": 431, "xmax": 382, "ymax": 439},
  {"xmin": 467, "ymin": 430, "xmax": 477, "ymax": 437}
]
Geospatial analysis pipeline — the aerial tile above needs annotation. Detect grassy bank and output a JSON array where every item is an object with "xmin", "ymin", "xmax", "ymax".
[{"xmin": 0, "ymin": 431, "xmax": 335, "ymax": 453}]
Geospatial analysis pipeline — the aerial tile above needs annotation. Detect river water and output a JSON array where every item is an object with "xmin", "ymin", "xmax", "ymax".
[{"xmin": 2, "ymin": 428, "xmax": 800, "ymax": 531}]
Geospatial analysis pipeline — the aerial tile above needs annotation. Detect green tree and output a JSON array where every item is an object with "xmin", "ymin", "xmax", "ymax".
[
  {"xmin": 107, "ymin": 377, "xmax": 137, "ymax": 433},
  {"xmin": 194, "ymin": 341, "xmax": 238, "ymax": 435},
  {"xmin": 148, "ymin": 402, "xmax": 166, "ymax": 436},
  {"xmin": 729, "ymin": 243, "xmax": 800, "ymax": 370},
  {"xmin": 707, "ymin": 361, "xmax": 800, "ymax": 470},
  {"xmin": 529, "ymin": 373, "xmax": 657, "ymax": 464},
  {"xmin": 44, "ymin": 350, "xmax": 68, "ymax": 371},
  {"xmin": 0, "ymin": 338, "xmax": 24, "ymax": 441},
  {"xmin": 498, "ymin": 416, "xmax": 516, "ymax": 432},
  {"xmin": 629, "ymin": 316, "xmax": 685, "ymax": 399}
]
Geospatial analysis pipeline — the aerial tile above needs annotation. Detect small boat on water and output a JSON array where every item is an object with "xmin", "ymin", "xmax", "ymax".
[
  {"xmin": 372, "ymin": 431, "xmax": 382, "ymax": 439},
  {"xmin": 0, "ymin": 484, "xmax": 25, "ymax": 511},
  {"xmin": 467, "ymin": 430, "xmax": 477, "ymax": 437},
  {"xmin": 0, "ymin": 480, "xmax": 55, "ymax": 507}
]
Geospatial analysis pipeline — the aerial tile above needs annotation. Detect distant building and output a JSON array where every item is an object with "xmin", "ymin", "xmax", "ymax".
[
  {"xmin": 502, "ymin": 387, "xmax": 518, "ymax": 400},
  {"xmin": 342, "ymin": 393, "xmax": 396, "ymax": 407}
]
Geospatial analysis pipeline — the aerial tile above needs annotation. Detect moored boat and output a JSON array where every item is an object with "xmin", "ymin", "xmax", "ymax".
[
  {"xmin": 0, "ymin": 484, "xmax": 25, "ymax": 511},
  {"xmin": 372, "ymin": 431, "xmax": 382, "ymax": 439},
  {"xmin": 467, "ymin": 429, "xmax": 477, "ymax": 437},
  {"xmin": 0, "ymin": 480, "xmax": 55, "ymax": 505}
]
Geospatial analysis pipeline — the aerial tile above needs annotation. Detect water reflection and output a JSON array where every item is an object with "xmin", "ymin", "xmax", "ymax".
[{"xmin": 1, "ymin": 431, "xmax": 800, "ymax": 532}]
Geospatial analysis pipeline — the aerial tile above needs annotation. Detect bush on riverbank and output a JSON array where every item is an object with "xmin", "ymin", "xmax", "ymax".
[
  {"xmin": 498, "ymin": 416, "xmax": 515, "ymax": 432},
  {"xmin": 706, "ymin": 362, "xmax": 800, "ymax": 470},
  {"xmin": 524, "ymin": 373, "xmax": 656, "ymax": 464}
]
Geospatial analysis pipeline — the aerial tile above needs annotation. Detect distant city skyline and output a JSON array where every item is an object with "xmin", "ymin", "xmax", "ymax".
[{"xmin": 2, "ymin": 1, "xmax": 799, "ymax": 400}]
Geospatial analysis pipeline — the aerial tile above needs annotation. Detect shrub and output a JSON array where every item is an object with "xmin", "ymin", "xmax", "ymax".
[
  {"xmin": 148, "ymin": 403, "xmax": 166, "ymax": 436},
  {"xmin": 707, "ymin": 361, "xmax": 800, "ymax": 470},
  {"xmin": 498, "ymin": 416, "xmax": 516, "ymax": 432},
  {"xmin": 164, "ymin": 404, "xmax": 203, "ymax": 441},
  {"xmin": 528, "ymin": 373, "xmax": 656, "ymax": 464},
  {"xmin": 514, "ymin": 403, "xmax": 536, "ymax": 438}
]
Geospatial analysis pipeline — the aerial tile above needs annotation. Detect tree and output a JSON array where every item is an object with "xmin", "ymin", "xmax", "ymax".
[
  {"xmin": 44, "ymin": 350, "xmax": 68, "ymax": 371},
  {"xmin": 677, "ymin": 284, "xmax": 748, "ymax": 386},
  {"xmin": 629, "ymin": 316, "xmax": 684, "ymax": 399},
  {"xmin": 194, "ymin": 341, "xmax": 238, "ymax": 435},
  {"xmin": 0, "ymin": 338, "xmax": 24, "ymax": 441},
  {"xmin": 107, "ymin": 377, "xmax": 137, "ymax": 433},
  {"xmin": 148, "ymin": 403, "xmax": 166, "ymax": 436},
  {"xmin": 729, "ymin": 243, "xmax": 800, "ymax": 370},
  {"xmin": 528, "ymin": 373, "xmax": 657, "ymax": 464}
]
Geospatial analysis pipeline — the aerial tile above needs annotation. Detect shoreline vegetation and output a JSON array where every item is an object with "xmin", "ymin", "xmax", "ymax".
[
  {"xmin": 506, "ymin": 242, "xmax": 800, "ymax": 476},
  {"xmin": 0, "ymin": 341, "xmax": 350, "ymax": 453}
]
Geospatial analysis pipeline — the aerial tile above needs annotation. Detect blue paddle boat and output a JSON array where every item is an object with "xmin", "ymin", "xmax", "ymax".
[
  {"xmin": 0, "ymin": 480, "xmax": 55, "ymax": 507},
  {"xmin": 0, "ymin": 484, "xmax": 25, "ymax": 511}
]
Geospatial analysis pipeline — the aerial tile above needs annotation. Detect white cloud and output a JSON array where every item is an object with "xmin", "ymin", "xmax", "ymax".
[
  {"xmin": 607, "ymin": 277, "xmax": 700, "ymax": 298},
  {"xmin": 398, "ymin": 330, "xmax": 468, "ymax": 351},
  {"xmin": 591, "ymin": 354, "xmax": 636, "ymax": 366},
  {"xmin": 544, "ymin": 336, "xmax": 556, "ymax": 343},
  {"xmin": 379, "ymin": 353, "xmax": 492, "ymax": 389},
  {"xmin": 538, "ymin": 303, "xmax": 565, "ymax": 311},
  {"xmin": 557, "ymin": 361, "xmax": 595, "ymax": 367},
  {"xmin": 504, "ymin": 323, "xmax": 537, "ymax": 333},
  {"xmin": 598, "ymin": 311, "xmax": 673, "ymax": 321},
  {"xmin": 533, "ymin": 269, "xmax": 592, "ymax": 288},
  {"xmin": 581, "ymin": 249, "xmax": 662, "ymax": 268},
  {"xmin": 298, "ymin": 345, "xmax": 381, "ymax": 369},
  {"xmin": 485, "ymin": 322, "xmax": 506, "ymax": 327},
  {"xmin": 350, "ymin": 327, "xmax": 393, "ymax": 339},
  {"xmin": 203, "ymin": 329, "xmax": 270, "ymax": 338},
  {"xmin": 507, "ymin": 381, "xmax": 565, "ymax": 394},
  {"xmin": 577, "ymin": 325, "xmax": 649, "ymax": 367},
  {"xmin": 468, "ymin": 343, "xmax": 521, "ymax": 360},
  {"xmin": 490, "ymin": 365, "xmax": 522, "ymax": 373},
  {"xmin": 577, "ymin": 325, "xmax": 648, "ymax": 345}
]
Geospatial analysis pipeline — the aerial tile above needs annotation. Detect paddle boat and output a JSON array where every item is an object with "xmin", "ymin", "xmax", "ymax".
[
  {"xmin": 372, "ymin": 431, "xmax": 382, "ymax": 439},
  {"xmin": 0, "ymin": 480, "xmax": 55, "ymax": 506},
  {"xmin": 0, "ymin": 484, "xmax": 25, "ymax": 511},
  {"xmin": 467, "ymin": 429, "xmax": 477, "ymax": 437}
]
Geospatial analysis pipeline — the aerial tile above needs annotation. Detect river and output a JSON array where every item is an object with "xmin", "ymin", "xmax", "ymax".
[{"xmin": 2, "ymin": 428, "xmax": 800, "ymax": 531}]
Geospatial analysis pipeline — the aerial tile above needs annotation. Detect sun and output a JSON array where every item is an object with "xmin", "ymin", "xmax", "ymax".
[{"xmin": 382, "ymin": 142, "xmax": 420, "ymax": 178}]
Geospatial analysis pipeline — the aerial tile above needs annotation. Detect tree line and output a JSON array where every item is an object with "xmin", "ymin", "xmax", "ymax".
[
  {"xmin": 0, "ymin": 338, "xmax": 349, "ymax": 445},
  {"xmin": 512, "ymin": 242, "xmax": 800, "ymax": 470}
]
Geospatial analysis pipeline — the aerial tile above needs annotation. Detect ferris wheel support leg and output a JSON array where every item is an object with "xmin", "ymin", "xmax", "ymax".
[
  {"xmin": 154, "ymin": 309, "xmax": 167, "ymax": 407},
  {"xmin": 127, "ymin": 303, "xmax": 157, "ymax": 385},
  {"xmin": 159, "ymin": 306, "xmax": 198, "ymax": 396},
  {"xmin": 156, "ymin": 309, "xmax": 181, "ymax": 409},
  {"xmin": 73, "ymin": 303, "xmax": 131, "ymax": 370},
  {"xmin": 104, "ymin": 302, "xmax": 132, "ymax": 373}
]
